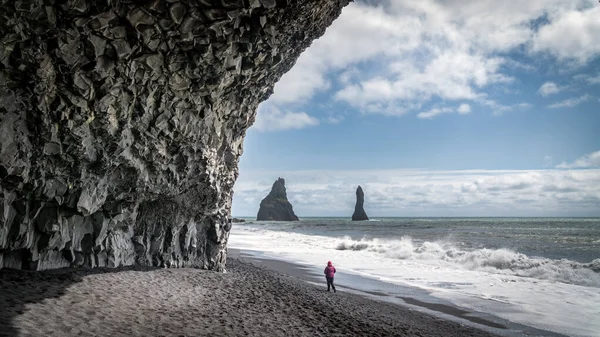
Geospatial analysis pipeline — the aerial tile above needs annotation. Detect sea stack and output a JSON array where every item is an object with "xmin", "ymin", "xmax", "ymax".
[
  {"xmin": 257, "ymin": 178, "xmax": 299, "ymax": 221},
  {"xmin": 352, "ymin": 186, "xmax": 369, "ymax": 221}
]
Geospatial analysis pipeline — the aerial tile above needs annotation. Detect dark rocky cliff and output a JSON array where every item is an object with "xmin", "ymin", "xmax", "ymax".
[
  {"xmin": 0, "ymin": 0, "xmax": 349, "ymax": 271},
  {"xmin": 256, "ymin": 178, "xmax": 298, "ymax": 221},
  {"xmin": 352, "ymin": 185, "xmax": 368, "ymax": 221}
]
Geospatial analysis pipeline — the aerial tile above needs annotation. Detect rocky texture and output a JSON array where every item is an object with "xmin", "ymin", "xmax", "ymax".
[
  {"xmin": 352, "ymin": 185, "xmax": 368, "ymax": 221},
  {"xmin": 231, "ymin": 218, "xmax": 246, "ymax": 223},
  {"xmin": 0, "ymin": 0, "xmax": 349, "ymax": 271},
  {"xmin": 256, "ymin": 178, "xmax": 298, "ymax": 221}
]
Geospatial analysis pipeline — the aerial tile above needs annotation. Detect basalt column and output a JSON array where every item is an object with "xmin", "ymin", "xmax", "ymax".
[
  {"xmin": 256, "ymin": 178, "xmax": 298, "ymax": 221},
  {"xmin": 0, "ymin": 0, "xmax": 350, "ymax": 271},
  {"xmin": 351, "ymin": 185, "xmax": 369, "ymax": 221}
]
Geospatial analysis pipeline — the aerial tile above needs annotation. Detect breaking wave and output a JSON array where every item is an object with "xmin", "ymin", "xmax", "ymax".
[{"xmin": 335, "ymin": 236, "xmax": 600, "ymax": 287}]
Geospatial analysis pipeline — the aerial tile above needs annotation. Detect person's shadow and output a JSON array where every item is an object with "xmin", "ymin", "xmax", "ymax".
[{"xmin": 0, "ymin": 266, "xmax": 159, "ymax": 336}]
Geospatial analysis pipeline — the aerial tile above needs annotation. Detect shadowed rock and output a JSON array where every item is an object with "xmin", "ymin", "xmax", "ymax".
[
  {"xmin": 257, "ymin": 178, "xmax": 298, "ymax": 221},
  {"xmin": 0, "ymin": 0, "xmax": 349, "ymax": 271},
  {"xmin": 352, "ymin": 186, "xmax": 369, "ymax": 221}
]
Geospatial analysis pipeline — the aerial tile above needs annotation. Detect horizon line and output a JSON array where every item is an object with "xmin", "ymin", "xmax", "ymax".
[{"xmin": 232, "ymin": 215, "xmax": 600, "ymax": 219}]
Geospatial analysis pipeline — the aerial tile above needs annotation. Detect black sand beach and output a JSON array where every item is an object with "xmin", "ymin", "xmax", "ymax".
[{"xmin": 0, "ymin": 255, "xmax": 510, "ymax": 337}]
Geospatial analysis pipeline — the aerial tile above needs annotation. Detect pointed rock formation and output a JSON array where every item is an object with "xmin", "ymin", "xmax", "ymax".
[
  {"xmin": 257, "ymin": 178, "xmax": 299, "ymax": 221},
  {"xmin": 0, "ymin": 0, "xmax": 349, "ymax": 271},
  {"xmin": 352, "ymin": 186, "xmax": 369, "ymax": 221}
]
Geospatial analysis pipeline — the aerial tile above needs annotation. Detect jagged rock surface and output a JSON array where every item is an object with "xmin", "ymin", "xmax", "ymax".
[
  {"xmin": 352, "ymin": 186, "xmax": 368, "ymax": 221},
  {"xmin": 0, "ymin": 0, "xmax": 349, "ymax": 271},
  {"xmin": 256, "ymin": 178, "xmax": 298, "ymax": 221}
]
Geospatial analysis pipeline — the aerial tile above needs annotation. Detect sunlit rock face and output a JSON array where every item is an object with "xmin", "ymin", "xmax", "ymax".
[{"xmin": 0, "ymin": 0, "xmax": 349, "ymax": 271}]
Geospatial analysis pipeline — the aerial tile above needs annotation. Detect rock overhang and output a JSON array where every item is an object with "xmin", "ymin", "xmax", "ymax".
[{"xmin": 0, "ymin": 0, "xmax": 350, "ymax": 271}]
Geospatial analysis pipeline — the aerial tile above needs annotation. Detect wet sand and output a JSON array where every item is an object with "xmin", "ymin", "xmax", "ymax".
[{"xmin": 0, "ymin": 256, "xmax": 504, "ymax": 337}]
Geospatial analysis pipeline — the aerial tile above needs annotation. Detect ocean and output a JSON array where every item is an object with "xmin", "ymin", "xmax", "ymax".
[{"xmin": 228, "ymin": 217, "xmax": 600, "ymax": 337}]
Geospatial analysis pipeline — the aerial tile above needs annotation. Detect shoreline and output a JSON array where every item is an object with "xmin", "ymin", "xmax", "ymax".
[
  {"xmin": 229, "ymin": 248, "xmax": 567, "ymax": 337},
  {"xmin": 0, "ymin": 252, "xmax": 565, "ymax": 337}
]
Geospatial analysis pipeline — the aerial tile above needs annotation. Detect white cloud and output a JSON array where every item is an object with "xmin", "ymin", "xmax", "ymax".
[
  {"xmin": 232, "ymin": 168, "xmax": 600, "ymax": 216},
  {"xmin": 518, "ymin": 103, "xmax": 534, "ymax": 108},
  {"xmin": 262, "ymin": 0, "xmax": 600, "ymax": 121},
  {"xmin": 268, "ymin": 52, "xmax": 330, "ymax": 104},
  {"xmin": 587, "ymin": 74, "xmax": 600, "ymax": 84},
  {"xmin": 269, "ymin": 4, "xmax": 415, "ymax": 105},
  {"xmin": 417, "ymin": 103, "xmax": 472, "ymax": 119},
  {"xmin": 334, "ymin": 51, "xmax": 507, "ymax": 114},
  {"xmin": 457, "ymin": 103, "xmax": 471, "ymax": 115},
  {"xmin": 252, "ymin": 104, "xmax": 319, "ymax": 132},
  {"xmin": 548, "ymin": 94, "xmax": 592, "ymax": 108},
  {"xmin": 483, "ymin": 99, "xmax": 533, "ymax": 116},
  {"xmin": 557, "ymin": 150, "xmax": 600, "ymax": 169},
  {"xmin": 326, "ymin": 115, "xmax": 344, "ymax": 124},
  {"xmin": 531, "ymin": 6, "xmax": 600, "ymax": 63},
  {"xmin": 575, "ymin": 73, "xmax": 600, "ymax": 84},
  {"xmin": 537, "ymin": 82, "xmax": 562, "ymax": 96},
  {"xmin": 417, "ymin": 107, "xmax": 453, "ymax": 119},
  {"xmin": 338, "ymin": 67, "xmax": 361, "ymax": 85}
]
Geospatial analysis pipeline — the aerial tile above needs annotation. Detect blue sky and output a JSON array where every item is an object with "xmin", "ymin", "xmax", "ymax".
[{"xmin": 232, "ymin": 0, "xmax": 600, "ymax": 217}]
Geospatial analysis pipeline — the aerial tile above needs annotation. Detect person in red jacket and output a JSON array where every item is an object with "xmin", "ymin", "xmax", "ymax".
[{"xmin": 324, "ymin": 261, "xmax": 337, "ymax": 292}]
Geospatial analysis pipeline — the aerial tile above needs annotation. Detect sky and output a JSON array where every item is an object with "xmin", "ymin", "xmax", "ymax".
[{"xmin": 231, "ymin": 0, "xmax": 600, "ymax": 217}]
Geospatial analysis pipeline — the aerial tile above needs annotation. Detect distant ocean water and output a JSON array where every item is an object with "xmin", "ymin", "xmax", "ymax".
[{"xmin": 229, "ymin": 217, "xmax": 600, "ymax": 337}]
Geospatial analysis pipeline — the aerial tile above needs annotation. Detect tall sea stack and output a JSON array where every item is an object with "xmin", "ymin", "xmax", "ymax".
[
  {"xmin": 257, "ymin": 178, "xmax": 299, "ymax": 221},
  {"xmin": 352, "ymin": 186, "xmax": 369, "ymax": 221},
  {"xmin": 0, "ymin": 0, "xmax": 349, "ymax": 271}
]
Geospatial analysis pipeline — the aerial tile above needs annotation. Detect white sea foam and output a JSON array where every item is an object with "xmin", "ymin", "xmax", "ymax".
[
  {"xmin": 229, "ymin": 224, "xmax": 600, "ymax": 337},
  {"xmin": 334, "ymin": 236, "xmax": 600, "ymax": 287}
]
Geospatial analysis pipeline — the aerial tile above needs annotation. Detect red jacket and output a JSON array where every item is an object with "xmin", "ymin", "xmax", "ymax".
[{"xmin": 324, "ymin": 262, "xmax": 336, "ymax": 278}]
